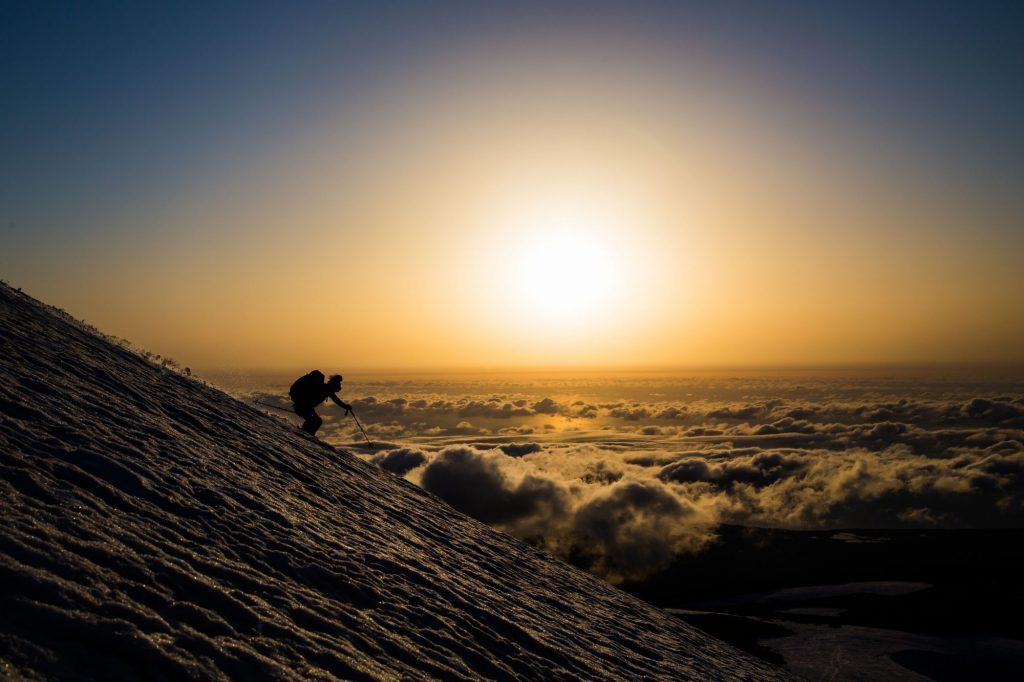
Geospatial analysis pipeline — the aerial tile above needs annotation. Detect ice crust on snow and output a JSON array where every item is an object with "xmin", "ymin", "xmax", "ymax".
[{"xmin": 0, "ymin": 283, "xmax": 788, "ymax": 680}]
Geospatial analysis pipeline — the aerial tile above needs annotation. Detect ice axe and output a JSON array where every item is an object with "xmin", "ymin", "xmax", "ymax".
[{"xmin": 349, "ymin": 410, "xmax": 373, "ymax": 450}]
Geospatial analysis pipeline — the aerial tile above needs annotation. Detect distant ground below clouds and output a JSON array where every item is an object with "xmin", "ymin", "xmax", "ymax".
[{"xmin": 230, "ymin": 366, "xmax": 1024, "ymax": 583}]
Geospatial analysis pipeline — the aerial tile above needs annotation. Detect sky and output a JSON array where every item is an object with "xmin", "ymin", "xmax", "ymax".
[{"xmin": 2, "ymin": 1, "xmax": 1022, "ymax": 370}]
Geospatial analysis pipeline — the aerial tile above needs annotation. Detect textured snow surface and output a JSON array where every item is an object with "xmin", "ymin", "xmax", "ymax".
[{"xmin": 0, "ymin": 283, "xmax": 788, "ymax": 681}]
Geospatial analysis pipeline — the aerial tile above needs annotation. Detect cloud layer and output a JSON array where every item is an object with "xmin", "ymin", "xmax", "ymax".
[{"xmin": 246, "ymin": 373, "xmax": 1024, "ymax": 582}]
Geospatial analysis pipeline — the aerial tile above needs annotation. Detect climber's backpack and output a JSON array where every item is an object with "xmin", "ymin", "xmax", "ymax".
[{"xmin": 289, "ymin": 370, "xmax": 325, "ymax": 407}]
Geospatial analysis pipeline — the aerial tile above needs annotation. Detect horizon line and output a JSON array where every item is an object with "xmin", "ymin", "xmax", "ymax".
[{"xmin": 196, "ymin": 361, "xmax": 1024, "ymax": 376}]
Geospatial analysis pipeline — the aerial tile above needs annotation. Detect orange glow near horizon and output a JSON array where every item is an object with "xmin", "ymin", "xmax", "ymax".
[{"xmin": 8, "ymin": 33, "xmax": 1022, "ymax": 371}]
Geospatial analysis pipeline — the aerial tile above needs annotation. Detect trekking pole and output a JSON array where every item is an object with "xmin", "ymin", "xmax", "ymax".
[
  {"xmin": 254, "ymin": 400, "xmax": 293, "ymax": 414},
  {"xmin": 350, "ymin": 411, "xmax": 373, "ymax": 450}
]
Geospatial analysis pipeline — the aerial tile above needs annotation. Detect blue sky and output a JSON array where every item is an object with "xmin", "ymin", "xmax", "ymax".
[{"xmin": 3, "ymin": 1, "xmax": 1020, "ymax": 234}]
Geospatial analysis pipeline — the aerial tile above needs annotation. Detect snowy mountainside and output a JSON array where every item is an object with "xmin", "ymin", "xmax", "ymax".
[{"xmin": 0, "ymin": 283, "xmax": 787, "ymax": 680}]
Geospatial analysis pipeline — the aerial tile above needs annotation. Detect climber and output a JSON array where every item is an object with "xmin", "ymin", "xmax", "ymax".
[{"xmin": 289, "ymin": 370, "xmax": 352, "ymax": 436}]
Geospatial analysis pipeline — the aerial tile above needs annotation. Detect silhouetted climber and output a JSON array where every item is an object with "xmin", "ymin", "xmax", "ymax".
[{"xmin": 289, "ymin": 370, "xmax": 352, "ymax": 436}]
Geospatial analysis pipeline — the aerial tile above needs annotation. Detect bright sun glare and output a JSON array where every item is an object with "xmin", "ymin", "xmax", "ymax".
[
  {"xmin": 518, "ymin": 229, "xmax": 616, "ymax": 320},
  {"xmin": 497, "ymin": 201, "xmax": 628, "ymax": 328}
]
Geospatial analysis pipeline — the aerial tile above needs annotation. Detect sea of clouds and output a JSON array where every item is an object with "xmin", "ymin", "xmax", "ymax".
[{"xmin": 241, "ymin": 370, "xmax": 1024, "ymax": 582}]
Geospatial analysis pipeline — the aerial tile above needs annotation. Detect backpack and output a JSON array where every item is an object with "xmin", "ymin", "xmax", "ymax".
[{"xmin": 289, "ymin": 370, "xmax": 325, "ymax": 406}]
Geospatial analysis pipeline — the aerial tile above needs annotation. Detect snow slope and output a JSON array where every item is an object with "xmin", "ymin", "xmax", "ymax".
[{"xmin": 0, "ymin": 283, "xmax": 788, "ymax": 681}]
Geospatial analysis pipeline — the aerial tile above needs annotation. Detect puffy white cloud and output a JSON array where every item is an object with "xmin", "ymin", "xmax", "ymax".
[
  {"xmin": 419, "ymin": 446, "xmax": 571, "ymax": 537},
  {"xmin": 497, "ymin": 442, "xmax": 543, "ymax": 457},
  {"xmin": 568, "ymin": 480, "xmax": 714, "ymax": 584},
  {"xmin": 411, "ymin": 446, "xmax": 714, "ymax": 582},
  {"xmin": 370, "ymin": 447, "xmax": 428, "ymax": 476}
]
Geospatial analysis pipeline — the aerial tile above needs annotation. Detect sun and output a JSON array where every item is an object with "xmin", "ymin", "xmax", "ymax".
[
  {"xmin": 497, "ymin": 204, "xmax": 628, "ymax": 328},
  {"xmin": 516, "ymin": 228, "xmax": 616, "ymax": 320}
]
